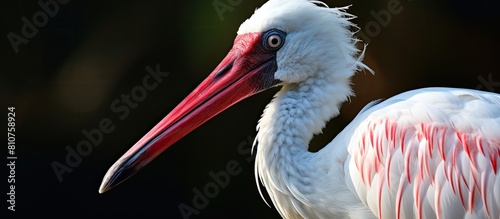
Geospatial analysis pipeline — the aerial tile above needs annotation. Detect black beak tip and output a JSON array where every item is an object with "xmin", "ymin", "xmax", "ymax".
[
  {"xmin": 98, "ymin": 162, "xmax": 121, "ymax": 194},
  {"xmin": 98, "ymin": 157, "xmax": 141, "ymax": 194}
]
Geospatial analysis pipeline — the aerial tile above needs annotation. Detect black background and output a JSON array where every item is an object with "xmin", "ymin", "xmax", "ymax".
[{"xmin": 1, "ymin": 0, "xmax": 499, "ymax": 218}]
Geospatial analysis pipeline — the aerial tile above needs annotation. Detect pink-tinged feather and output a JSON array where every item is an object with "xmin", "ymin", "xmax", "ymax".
[
  {"xmin": 480, "ymin": 173, "xmax": 490, "ymax": 217},
  {"xmin": 439, "ymin": 130, "xmax": 447, "ymax": 161},
  {"xmin": 400, "ymin": 128, "xmax": 407, "ymax": 154},
  {"xmin": 396, "ymin": 178, "xmax": 407, "ymax": 219},
  {"xmin": 454, "ymin": 161, "xmax": 463, "ymax": 198},
  {"xmin": 419, "ymin": 151, "xmax": 425, "ymax": 180},
  {"xmin": 391, "ymin": 123, "xmax": 397, "ymax": 149},
  {"xmin": 370, "ymin": 128, "xmax": 375, "ymax": 147},
  {"xmin": 448, "ymin": 164, "xmax": 456, "ymax": 194},
  {"xmin": 468, "ymin": 184, "xmax": 475, "ymax": 212},
  {"xmin": 374, "ymin": 157, "xmax": 380, "ymax": 173},
  {"xmin": 404, "ymin": 142, "xmax": 413, "ymax": 183},
  {"xmin": 435, "ymin": 182, "xmax": 442, "ymax": 219},
  {"xmin": 415, "ymin": 182, "xmax": 424, "ymax": 219},
  {"xmin": 461, "ymin": 173, "xmax": 469, "ymax": 190},
  {"xmin": 424, "ymin": 154, "xmax": 432, "ymax": 185},
  {"xmin": 377, "ymin": 176, "xmax": 383, "ymax": 219},
  {"xmin": 491, "ymin": 156, "xmax": 497, "ymax": 174},
  {"xmin": 443, "ymin": 164, "xmax": 449, "ymax": 184},
  {"xmin": 476, "ymin": 136, "xmax": 485, "ymax": 156},
  {"xmin": 385, "ymin": 120, "xmax": 390, "ymax": 140},
  {"xmin": 489, "ymin": 141, "xmax": 499, "ymax": 174},
  {"xmin": 386, "ymin": 150, "xmax": 393, "ymax": 188},
  {"xmin": 471, "ymin": 168, "xmax": 480, "ymax": 197},
  {"xmin": 457, "ymin": 174, "xmax": 466, "ymax": 209},
  {"xmin": 350, "ymin": 116, "xmax": 499, "ymax": 219},
  {"xmin": 376, "ymin": 133, "xmax": 383, "ymax": 165},
  {"xmin": 363, "ymin": 159, "xmax": 371, "ymax": 186},
  {"xmin": 448, "ymin": 145, "xmax": 459, "ymax": 194}
]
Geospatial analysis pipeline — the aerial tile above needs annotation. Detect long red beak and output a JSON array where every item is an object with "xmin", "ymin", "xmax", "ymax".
[{"xmin": 99, "ymin": 32, "xmax": 281, "ymax": 193}]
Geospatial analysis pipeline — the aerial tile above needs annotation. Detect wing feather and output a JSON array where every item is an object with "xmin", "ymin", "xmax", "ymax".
[{"xmin": 347, "ymin": 88, "xmax": 500, "ymax": 219}]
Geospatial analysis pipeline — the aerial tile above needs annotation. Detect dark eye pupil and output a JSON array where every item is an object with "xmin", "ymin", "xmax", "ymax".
[{"xmin": 271, "ymin": 38, "xmax": 279, "ymax": 45}]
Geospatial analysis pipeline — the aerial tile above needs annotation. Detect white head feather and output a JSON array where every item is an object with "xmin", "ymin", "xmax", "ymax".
[{"xmin": 238, "ymin": 0, "xmax": 371, "ymax": 84}]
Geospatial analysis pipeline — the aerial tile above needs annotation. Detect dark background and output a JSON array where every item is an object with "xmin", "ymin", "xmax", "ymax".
[{"xmin": 1, "ymin": 0, "xmax": 499, "ymax": 218}]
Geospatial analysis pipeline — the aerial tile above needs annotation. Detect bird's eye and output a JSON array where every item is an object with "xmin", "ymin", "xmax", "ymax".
[
  {"xmin": 262, "ymin": 29, "xmax": 286, "ymax": 51},
  {"xmin": 267, "ymin": 34, "xmax": 282, "ymax": 49}
]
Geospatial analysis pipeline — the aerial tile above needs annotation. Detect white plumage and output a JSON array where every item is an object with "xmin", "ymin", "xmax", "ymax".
[
  {"xmin": 245, "ymin": 0, "xmax": 500, "ymax": 218},
  {"xmin": 99, "ymin": 1, "xmax": 500, "ymax": 218},
  {"xmin": 346, "ymin": 88, "xmax": 500, "ymax": 219}
]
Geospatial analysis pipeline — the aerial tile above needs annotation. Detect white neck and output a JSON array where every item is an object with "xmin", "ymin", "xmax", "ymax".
[{"xmin": 254, "ymin": 66, "xmax": 363, "ymax": 218}]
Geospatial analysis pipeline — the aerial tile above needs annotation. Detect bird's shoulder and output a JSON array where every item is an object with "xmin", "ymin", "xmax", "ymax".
[{"xmin": 357, "ymin": 87, "xmax": 500, "ymax": 140}]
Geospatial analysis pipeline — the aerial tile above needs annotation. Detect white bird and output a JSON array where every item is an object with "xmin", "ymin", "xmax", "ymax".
[{"xmin": 99, "ymin": 0, "xmax": 500, "ymax": 218}]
